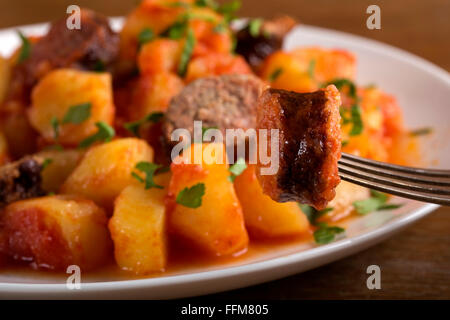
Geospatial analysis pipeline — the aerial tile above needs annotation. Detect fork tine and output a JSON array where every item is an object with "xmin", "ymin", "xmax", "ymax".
[
  {"xmin": 341, "ymin": 153, "xmax": 450, "ymax": 178},
  {"xmin": 339, "ymin": 171, "xmax": 450, "ymax": 206},
  {"xmin": 338, "ymin": 158, "xmax": 450, "ymax": 187},
  {"xmin": 338, "ymin": 164, "xmax": 450, "ymax": 195}
]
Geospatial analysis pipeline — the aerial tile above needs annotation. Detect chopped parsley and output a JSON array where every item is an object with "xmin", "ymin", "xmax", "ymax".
[
  {"xmin": 217, "ymin": 0, "xmax": 241, "ymax": 22},
  {"xmin": 410, "ymin": 127, "xmax": 433, "ymax": 137},
  {"xmin": 17, "ymin": 31, "xmax": 31, "ymax": 63},
  {"xmin": 176, "ymin": 183, "xmax": 206, "ymax": 208},
  {"xmin": 248, "ymin": 18, "xmax": 263, "ymax": 37},
  {"xmin": 201, "ymin": 126, "xmax": 218, "ymax": 141},
  {"xmin": 51, "ymin": 116, "xmax": 60, "ymax": 140},
  {"xmin": 138, "ymin": 28, "xmax": 155, "ymax": 47},
  {"xmin": 307, "ymin": 59, "xmax": 316, "ymax": 79},
  {"xmin": 124, "ymin": 112, "xmax": 164, "ymax": 137},
  {"xmin": 228, "ymin": 158, "xmax": 247, "ymax": 182},
  {"xmin": 195, "ymin": 0, "xmax": 218, "ymax": 9},
  {"xmin": 325, "ymin": 78, "xmax": 363, "ymax": 136},
  {"xmin": 178, "ymin": 28, "xmax": 196, "ymax": 77},
  {"xmin": 79, "ymin": 121, "xmax": 115, "ymax": 148},
  {"xmin": 299, "ymin": 204, "xmax": 343, "ymax": 244},
  {"xmin": 41, "ymin": 158, "xmax": 53, "ymax": 170},
  {"xmin": 92, "ymin": 60, "xmax": 106, "ymax": 72},
  {"xmin": 62, "ymin": 102, "xmax": 92, "ymax": 125},
  {"xmin": 313, "ymin": 223, "xmax": 345, "ymax": 244},
  {"xmin": 131, "ymin": 161, "xmax": 164, "ymax": 189},
  {"xmin": 268, "ymin": 67, "xmax": 283, "ymax": 82},
  {"xmin": 353, "ymin": 190, "xmax": 403, "ymax": 215}
]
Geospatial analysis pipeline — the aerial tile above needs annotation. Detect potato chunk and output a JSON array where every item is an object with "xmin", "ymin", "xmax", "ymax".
[
  {"xmin": 234, "ymin": 165, "xmax": 310, "ymax": 238},
  {"xmin": 109, "ymin": 173, "xmax": 170, "ymax": 275},
  {"xmin": 60, "ymin": 138, "xmax": 154, "ymax": 209},
  {"xmin": 0, "ymin": 195, "xmax": 112, "ymax": 271},
  {"xmin": 167, "ymin": 143, "xmax": 248, "ymax": 256},
  {"xmin": 37, "ymin": 149, "xmax": 84, "ymax": 192},
  {"xmin": 28, "ymin": 69, "xmax": 115, "ymax": 146}
]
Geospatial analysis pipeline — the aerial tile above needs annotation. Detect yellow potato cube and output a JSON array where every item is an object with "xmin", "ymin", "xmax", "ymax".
[
  {"xmin": 234, "ymin": 165, "xmax": 310, "ymax": 238},
  {"xmin": 109, "ymin": 173, "xmax": 170, "ymax": 275},
  {"xmin": 1, "ymin": 195, "xmax": 112, "ymax": 271},
  {"xmin": 37, "ymin": 149, "xmax": 84, "ymax": 192},
  {"xmin": 60, "ymin": 138, "xmax": 154, "ymax": 209},
  {"xmin": 28, "ymin": 69, "xmax": 115, "ymax": 146},
  {"xmin": 167, "ymin": 143, "xmax": 249, "ymax": 256}
]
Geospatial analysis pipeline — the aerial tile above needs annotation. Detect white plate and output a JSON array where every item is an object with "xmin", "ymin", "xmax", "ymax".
[{"xmin": 0, "ymin": 19, "xmax": 448, "ymax": 299}]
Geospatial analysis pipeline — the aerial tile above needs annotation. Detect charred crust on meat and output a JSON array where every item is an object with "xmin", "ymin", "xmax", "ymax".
[
  {"xmin": 0, "ymin": 156, "xmax": 45, "ymax": 208},
  {"xmin": 5, "ymin": 9, "xmax": 118, "ymax": 105},
  {"xmin": 235, "ymin": 16, "xmax": 296, "ymax": 70},
  {"xmin": 256, "ymin": 85, "xmax": 342, "ymax": 210}
]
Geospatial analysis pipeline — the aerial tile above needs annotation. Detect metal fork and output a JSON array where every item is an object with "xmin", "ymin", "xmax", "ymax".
[{"xmin": 338, "ymin": 153, "xmax": 450, "ymax": 206}]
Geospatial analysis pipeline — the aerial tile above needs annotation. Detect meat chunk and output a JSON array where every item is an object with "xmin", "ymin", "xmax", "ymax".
[
  {"xmin": 0, "ymin": 156, "xmax": 45, "ymax": 208},
  {"xmin": 256, "ymin": 85, "xmax": 342, "ymax": 210},
  {"xmin": 5, "ymin": 9, "xmax": 118, "ymax": 104},
  {"xmin": 163, "ymin": 74, "xmax": 265, "ymax": 148},
  {"xmin": 235, "ymin": 16, "xmax": 296, "ymax": 70}
]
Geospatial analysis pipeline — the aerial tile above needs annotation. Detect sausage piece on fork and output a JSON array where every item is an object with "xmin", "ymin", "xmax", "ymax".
[{"xmin": 256, "ymin": 85, "xmax": 342, "ymax": 210}]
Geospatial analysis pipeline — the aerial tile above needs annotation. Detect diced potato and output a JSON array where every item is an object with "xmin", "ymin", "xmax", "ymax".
[
  {"xmin": 318, "ymin": 181, "xmax": 370, "ymax": 223},
  {"xmin": 28, "ymin": 69, "xmax": 115, "ymax": 146},
  {"xmin": 260, "ymin": 47, "xmax": 356, "ymax": 92},
  {"xmin": 109, "ymin": 173, "xmax": 171, "ymax": 275},
  {"xmin": 37, "ymin": 149, "xmax": 84, "ymax": 192},
  {"xmin": 119, "ymin": 0, "xmax": 192, "ymax": 63},
  {"xmin": 1, "ymin": 195, "xmax": 112, "ymax": 271},
  {"xmin": 128, "ymin": 73, "xmax": 184, "ymax": 120},
  {"xmin": 0, "ymin": 55, "xmax": 11, "ymax": 104},
  {"xmin": 138, "ymin": 39, "xmax": 183, "ymax": 75},
  {"xmin": 185, "ymin": 53, "xmax": 252, "ymax": 83},
  {"xmin": 60, "ymin": 138, "xmax": 154, "ymax": 209},
  {"xmin": 168, "ymin": 143, "xmax": 248, "ymax": 256},
  {"xmin": 234, "ymin": 165, "xmax": 310, "ymax": 238},
  {"xmin": 0, "ymin": 131, "xmax": 10, "ymax": 165}
]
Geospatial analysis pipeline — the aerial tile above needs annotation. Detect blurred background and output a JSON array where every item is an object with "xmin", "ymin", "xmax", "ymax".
[
  {"xmin": 1, "ymin": 0, "xmax": 449, "ymax": 71},
  {"xmin": 1, "ymin": 0, "xmax": 449, "ymax": 299}
]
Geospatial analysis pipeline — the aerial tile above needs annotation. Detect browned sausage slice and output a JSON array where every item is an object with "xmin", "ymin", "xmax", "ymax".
[
  {"xmin": 256, "ymin": 85, "xmax": 342, "ymax": 210},
  {"xmin": 0, "ymin": 156, "xmax": 45, "ymax": 208}
]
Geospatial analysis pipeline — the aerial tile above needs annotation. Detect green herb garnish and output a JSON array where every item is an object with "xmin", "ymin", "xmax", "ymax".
[
  {"xmin": 248, "ymin": 18, "xmax": 263, "ymax": 37},
  {"xmin": 298, "ymin": 204, "xmax": 333, "ymax": 225},
  {"xmin": 410, "ymin": 127, "xmax": 433, "ymax": 137},
  {"xmin": 124, "ymin": 112, "xmax": 164, "ymax": 137},
  {"xmin": 41, "ymin": 158, "xmax": 53, "ymax": 170},
  {"xmin": 176, "ymin": 183, "xmax": 206, "ymax": 208},
  {"xmin": 353, "ymin": 190, "xmax": 402, "ymax": 215},
  {"xmin": 307, "ymin": 59, "xmax": 316, "ymax": 79},
  {"xmin": 79, "ymin": 121, "xmax": 115, "ymax": 148},
  {"xmin": 195, "ymin": 0, "xmax": 218, "ymax": 9},
  {"xmin": 228, "ymin": 158, "xmax": 247, "ymax": 182},
  {"xmin": 217, "ymin": 0, "xmax": 241, "ymax": 22},
  {"xmin": 313, "ymin": 223, "xmax": 345, "ymax": 244},
  {"xmin": 131, "ymin": 161, "xmax": 164, "ymax": 189},
  {"xmin": 51, "ymin": 116, "xmax": 60, "ymax": 140},
  {"xmin": 138, "ymin": 28, "xmax": 155, "ymax": 47},
  {"xmin": 62, "ymin": 103, "xmax": 91, "ymax": 125},
  {"xmin": 268, "ymin": 67, "xmax": 283, "ymax": 82},
  {"xmin": 17, "ymin": 31, "xmax": 31, "ymax": 63},
  {"xmin": 201, "ymin": 126, "xmax": 218, "ymax": 141},
  {"xmin": 178, "ymin": 28, "xmax": 196, "ymax": 77}
]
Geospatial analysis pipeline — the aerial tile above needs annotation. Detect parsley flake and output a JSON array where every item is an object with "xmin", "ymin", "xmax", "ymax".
[
  {"xmin": 313, "ymin": 223, "xmax": 345, "ymax": 244},
  {"xmin": 268, "ymin": 67, "xmax": 283, "ymax": 82},
  {"xmin": 41, "ymin": 158, "xmax": 53, "ymax": 170},
  {"xmin": 228, "ymin": 158, "xmax": 247, "ymax": 182},
  {"xmin": 410, "ymin": 127, "xmax": 433, "ymax": 137},
  {"xmin": 176, "ymin": 183, "xmax": 206, "ymax": 208},
  {"xmin": 79, "ymin": 121, "xmax": 115, "ymax": 148},
  {"xmin": 178, "ymin": 28, "xmax": 196, "ymax": 77},
  {"xmin": 138, "ymin": 28, "xmax": 155, "ymax": 47},
  {"xmin": 62, "ymin": 102, "xmax": 91, "ymax": 125},
  {"xmin": 17, "ymin": 31, "xmax": 31, "ymax": 63},
  {"xmin": 353, "ymin": 190, "xmax": 403, "ymax": 215},
  {"xmin": 51, "ymin": 116, "xmax": 60, "ymax": 140},
  {"xmin": 124, "ymin": 112, "xmax": 164, "ymax": 137},
  {"xmin": 248, "ymin": 18, "xmax": 263, "ymax": 37},
  {"xmin": 131, "ymin": 161, "xmax": 164, "ymax": 189}
]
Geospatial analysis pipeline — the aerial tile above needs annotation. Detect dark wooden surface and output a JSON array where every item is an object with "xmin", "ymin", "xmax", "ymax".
[{"xmin": 1, "ymin": 0, "xmax": 449, "ymax": 299}]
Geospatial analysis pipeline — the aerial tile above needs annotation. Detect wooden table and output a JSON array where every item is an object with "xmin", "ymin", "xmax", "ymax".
[{"xmin": 1, "ymin": 0, "xmax": 449, "ymax": 299}]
